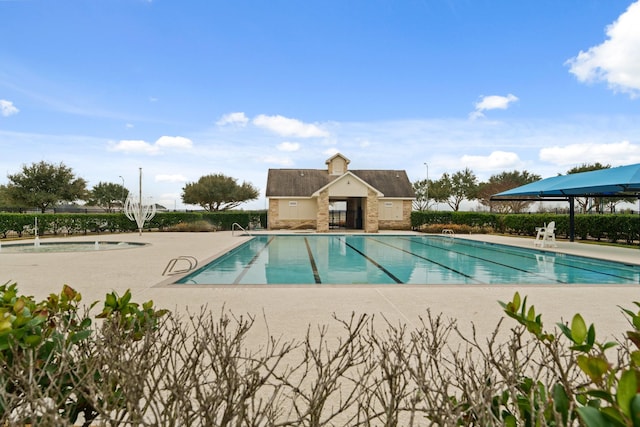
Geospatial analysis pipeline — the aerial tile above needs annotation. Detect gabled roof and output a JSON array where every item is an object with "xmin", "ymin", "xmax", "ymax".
[
  {"xmin": 352, "ymin": 170, "xmax": 414, "ymax": 197},
  {"xmin": 325, "ymin": 153, "xmax": 350, "ymax": 165},
  {"xmin": 311, "ymin": 171, "xmax": 383, "ymax": 197},
  {"xmin": 266, "ymin": 169, "xmax": 415, "ymax": 198}
]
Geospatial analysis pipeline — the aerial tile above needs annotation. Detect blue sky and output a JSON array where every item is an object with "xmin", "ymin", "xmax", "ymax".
[{"xmin": 1, "ymin": 0, "xmax": 640, "ymax": 210}]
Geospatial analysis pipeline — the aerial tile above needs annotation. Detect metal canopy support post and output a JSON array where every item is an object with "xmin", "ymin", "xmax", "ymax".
[{"xmin": 569, "ymin": 196, "xmax": 575, "ymax": 242}]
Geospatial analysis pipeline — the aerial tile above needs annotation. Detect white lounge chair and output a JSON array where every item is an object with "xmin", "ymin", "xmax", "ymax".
[{"xmin": 534, "ymin": 221, "xmax": 557, "ymax": 248}]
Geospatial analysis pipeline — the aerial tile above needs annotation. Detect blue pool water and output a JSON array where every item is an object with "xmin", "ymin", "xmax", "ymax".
[{"xmin": 175, "ymin": 235, "xmax": 640, "ymax": 285}]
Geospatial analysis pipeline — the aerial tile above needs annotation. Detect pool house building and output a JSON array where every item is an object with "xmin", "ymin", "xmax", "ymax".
[{"xmin": 265, "ymin": 153, "xmax": 415, "ymax": 232}]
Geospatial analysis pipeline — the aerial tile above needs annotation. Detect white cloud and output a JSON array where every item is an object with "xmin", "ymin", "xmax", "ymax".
[
  {"xmin": 155, "ymin": 135, "xmax": 193, "ymax": 149},
  {"xmin": 155, "ymin": 174, "xmax": 188, "ymax": 183},
  {"xmin": 539, "ymin": 140, "xmax": 640, "ymax": 166},
  {"xmin": 157, "ymin": 193, "xmax": 181, "ymax": 210},
  {"xmin": 566, "ymin": 1, "xmax": 640, "ymax": 97},
  {"xmin": 253, "ymin": 114, "xmax": 329, "ymax": 137},
  {"xmin": 110, "ymin": 139, "xmax": 159, "ymax": 155},
  {"xmin": 109, "ymin": 135, "xmax": 192, "ymax": 155},
  {"xmin": 470, "ymin": 94, "xmax": 519, "ymax": 119},
  {"xmin": 0, "ymin": 100, "xmax": 19, "ymax": 117},
  {"xmin": 216, "ymin": 112, "xmax": 249, "ymax": 126},
  {"xmin": 460, "ymin": 151, "xmax": 522, "ymax": 170},
  {"xmin": 277, "ymin": 141, "xmax": 300, "ymax": 152},
  {"xmin": 262, "ymin": 155, "xmax": 293, "ymax": 166},
  {"xmin": 323, "ymin": 147, "xmax": 340, "ymax": 157}
]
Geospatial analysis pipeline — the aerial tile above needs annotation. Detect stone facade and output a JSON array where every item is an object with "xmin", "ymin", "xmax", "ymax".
[
  {"xmin": 316, "ymin": 190, "xmax": 330, "ymax": 232},
  {"xmin": 267, "ymin": 199, "xmax": 279, "ymax": 230},
  {"xmin": 378, "ymin": 200, "xmax": 413, "ymax": 229},
  {"xmin": 268, "ymin": 199, "xmax": 317, "ymax": 230},
  {"xmin": 266, "ymin": 153, "xmax": 415, "ymax": 233},
  {"xmin": 365, "ymin": 189, "xmax": 379, "ymax": 233},
  {"xmin": 270, "ymin": 219, "xmax": 317, "ymax": 230}
]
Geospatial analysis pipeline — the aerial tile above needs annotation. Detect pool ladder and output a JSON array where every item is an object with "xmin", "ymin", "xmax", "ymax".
[
  {"xmin": 163, "ymin": 256, "xmax": 198, "ymax": 276},
  {"xmin": 232, "ymin": 222, "xmax": 252, "ymax": 236}
]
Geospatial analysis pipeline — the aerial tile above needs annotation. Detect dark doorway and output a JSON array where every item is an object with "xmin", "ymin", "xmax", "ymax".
[{"xmin": 345, "ymin": 198, "xmax": 363, "ymax": 229}]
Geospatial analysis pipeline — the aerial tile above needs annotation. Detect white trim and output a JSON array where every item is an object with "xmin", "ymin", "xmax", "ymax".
[
  {"xmin": 311, "ymin": 171, "xmax": 384, "ymax": 197},
  {"xmin": 268, "ymin": 196, "xmax": 314, "ymax": 200}
]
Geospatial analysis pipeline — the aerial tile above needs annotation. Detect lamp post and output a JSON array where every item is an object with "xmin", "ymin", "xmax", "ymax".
[{"xmin": 424, "ymin": 162, "xmax": 429, "ymax": 211}]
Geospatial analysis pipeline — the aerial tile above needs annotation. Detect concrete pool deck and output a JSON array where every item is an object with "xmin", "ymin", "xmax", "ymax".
[{"xmin": 1, "ymin": 231, "xmax": 639, "ymax": 342}]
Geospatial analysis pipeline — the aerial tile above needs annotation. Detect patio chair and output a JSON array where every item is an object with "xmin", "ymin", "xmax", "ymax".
[{"xmin": 534, "ymin": 221, "xmax": 557, "ymax": 248}]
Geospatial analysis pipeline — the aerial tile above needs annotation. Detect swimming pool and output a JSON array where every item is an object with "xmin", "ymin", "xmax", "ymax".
[
  {"xmin": 175, "ymin": 235, "xmax": 640, "ymax": 285},
  {"xmin": 0, "ymin": 240, "xmax": 146, "ymax": 253}
]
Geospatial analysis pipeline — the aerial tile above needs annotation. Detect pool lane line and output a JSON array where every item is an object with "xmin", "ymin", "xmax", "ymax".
[
  {"xmin": 340, "ymin": 238, "xmax": 404, "ymax": 284},
  {"xmin": 233, "ymin": 236, "xmax": 275, "ymax": 285},
  {"xmin": 304, "ymin": 237, "xmax": 322, "ymax": 284},
  {"xmin": 393, "ymin": 237, "xmax": 566, "ymax": 284},
  {"xmin": 365, "ymin": 237, "xmax": 485, "ymax": 284},
  {"xmin": 398, "ymin": 237, "xmax": 565, "ymax": 284},
  {"xmin": 420, "ymin": 239, "xmax": 636, "ymax": 283}
]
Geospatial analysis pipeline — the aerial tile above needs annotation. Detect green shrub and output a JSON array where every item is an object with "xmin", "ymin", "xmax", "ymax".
[
  {"xmin": 0, "ymin": 282, "xmax": 167, "ymax": 425},
  {"xmin": 417, "ymin": 223, "xmax": 492, "ymax": 234},
  {"xmin": 0, "ymin": 211, "xmax": 268, "ymax": 237},
  {"xmin": 412, "ymin": 211, "xmax": 638, "ymax": 244},
  {"xmin": 167, "ymin": 220, "xmax": 217, "ymax": 232},
  {"xmin": 500, "ymin": 292, "xmax": 640, "ymax": 427},
  {"xmin": 4, "ymin": 282, "xmax": 640, "ymax": 425}
]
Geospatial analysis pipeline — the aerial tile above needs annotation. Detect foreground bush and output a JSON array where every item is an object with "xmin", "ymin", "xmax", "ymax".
[{"xmin": 1, "ymin": 283, "xmax": 639, "ymax": 426}]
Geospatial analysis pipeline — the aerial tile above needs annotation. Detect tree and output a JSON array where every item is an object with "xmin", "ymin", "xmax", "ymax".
[
  {"xmin": 437, "ymin": 168, "xmax": 478, "ymax": 211},
  {"xmin": 0, "ymin": 185, "xmax": 12, "ymax": 208},
  {"xmin": 565, "ymin": 163, "xmax": 636, "ymax": 213},
  {"xmin": 5, "ymin": 161, "xmax": 88, "ymax": 213},
  {"xmin": 478, "ymin": 170, "xmax": 541, "ymax": 213},
  {"xmin": 88, "ymin": 182, "xmax": 130, "ymax": 212},
  {"xmin": 425, "ymin": 178, "xmax": 450, "ymax": 211},
  {"xmin": 412, "ymin": 179, "xmax": 430, "ymax": 211},
  {"xmin": 566, "ymin": 163, "xmax": 610, "ymax": 214},
  {"xmin": 182, "ymin": 173, "xmax": 259, "ymax": 211},
  {"xmin": 413, "ymin": 177, "xmax": 453, "ymax": 211}
]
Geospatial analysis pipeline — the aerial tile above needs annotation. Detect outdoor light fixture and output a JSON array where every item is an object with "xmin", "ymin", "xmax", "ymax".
[{"xmin": 424, "ymin": 162, "xmax": 429, "ymax": 210}]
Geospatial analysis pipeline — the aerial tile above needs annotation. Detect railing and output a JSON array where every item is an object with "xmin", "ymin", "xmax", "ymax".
[
  {"xmin": 232, "ymin": 222, "xmax": 252, "ymax": 236},
  {"xmin": 162, "ymin": 256, "xmax": 198, "ymax": 276}
]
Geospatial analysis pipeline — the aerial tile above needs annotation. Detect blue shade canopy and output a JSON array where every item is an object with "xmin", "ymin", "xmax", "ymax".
[{"xmin": 493, "ymin": 163, "xmax": 640, "ymax": 198}]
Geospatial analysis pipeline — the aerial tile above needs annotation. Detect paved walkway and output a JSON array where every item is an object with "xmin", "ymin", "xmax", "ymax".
[{"xmin": 1, "ymin": 231, "xmax": 638, "ymax": 343}]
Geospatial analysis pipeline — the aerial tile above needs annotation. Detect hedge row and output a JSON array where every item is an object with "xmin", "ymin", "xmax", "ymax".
[
  {"xmin": 0, "ymin": 211, "xmax": 267, "ymax": 238},
  {"xmin": 2, "ymin": 210, "xmax": 636, "ymax": 244},
  {"xmin": 411, "ymin": 211, "xmax": 640, "ymax": 244}
]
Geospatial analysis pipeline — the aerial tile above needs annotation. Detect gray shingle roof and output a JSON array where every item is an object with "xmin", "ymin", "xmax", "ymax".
[{"xmin": 266, "ymin": 169, "xmax": 415, "ymax": 198}]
